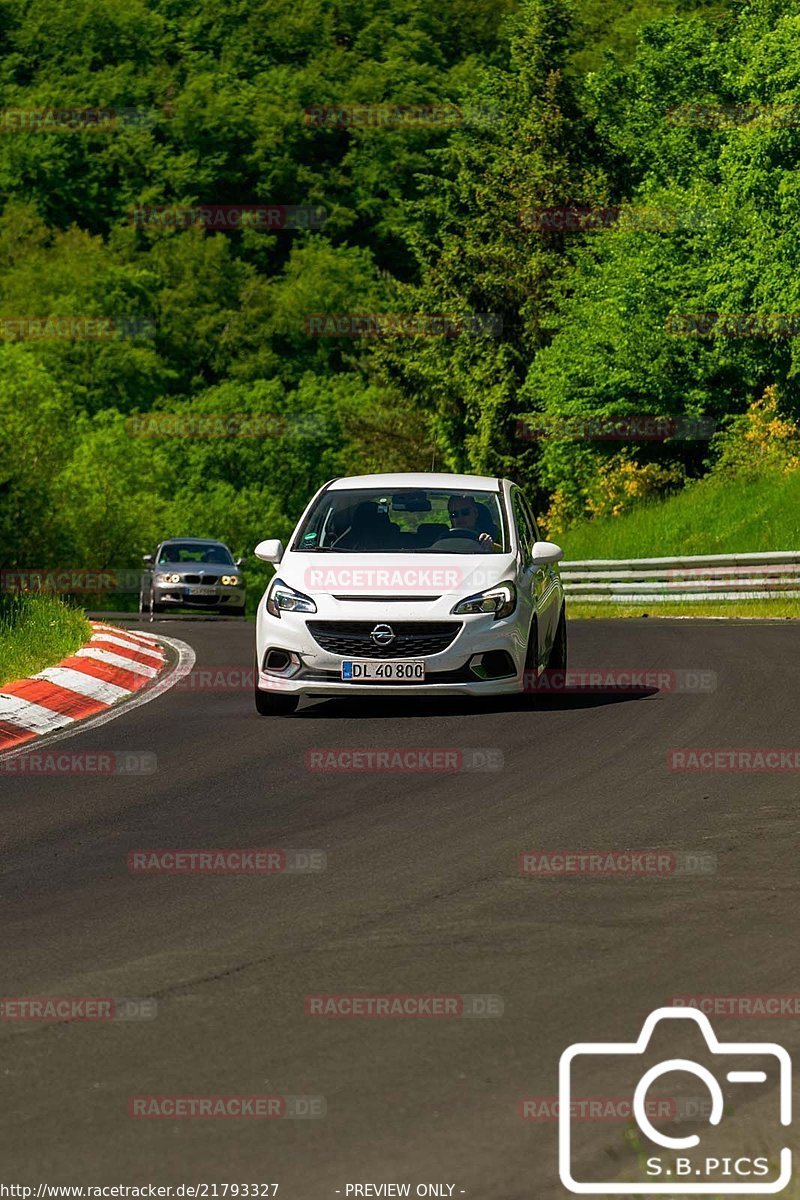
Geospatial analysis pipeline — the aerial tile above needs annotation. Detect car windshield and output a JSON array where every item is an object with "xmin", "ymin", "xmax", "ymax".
[
  {"xmin": 157, "ymin": 543, "xmax": 234, "ymax": 565},
  {"xmin": 292, "ymin": 488, "xmax": 508, "ymax": 553}
]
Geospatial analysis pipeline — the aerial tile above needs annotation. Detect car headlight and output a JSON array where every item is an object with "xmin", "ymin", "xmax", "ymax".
[
  {"xmin": 266, "ymin": 578, "xmax": 317, "ymax": 618},
  {"xmin": 451, "ymin": 581, "xmax": 517, "ymax": 620},
  {"xmin": 221, "ymin": 575, "xmax": 240, "ymax": 586},
  {"xmin": 156, "ymin": 573, "xmax": 182, "ymax": 585}
]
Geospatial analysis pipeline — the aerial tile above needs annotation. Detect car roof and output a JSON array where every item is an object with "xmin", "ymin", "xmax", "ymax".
[
  {"xmin": 160, "ymin": 537, "xmax": 227, "ymax": 545},
  {"xmin": 326, "ymin": 472, "xmax": 502, "ymax": 491}
]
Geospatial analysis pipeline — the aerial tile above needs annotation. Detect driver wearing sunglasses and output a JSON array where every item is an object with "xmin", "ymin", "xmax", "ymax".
[{"xmin": 447, "ymin": 495, "xmax": 495, "ymax": 545}]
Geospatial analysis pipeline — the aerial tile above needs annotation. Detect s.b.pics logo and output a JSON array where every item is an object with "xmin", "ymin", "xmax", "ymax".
[{"xmin": 559, "ymin": 1007, "xmax": 791, "ymax": 1193}]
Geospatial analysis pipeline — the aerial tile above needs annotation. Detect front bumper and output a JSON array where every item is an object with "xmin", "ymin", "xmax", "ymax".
[
  {"xmin": 157, "ymin": 587, "xmax": 245, "ymax": 608},
  {"xmin": 255, "ymin": 605, "xmax": 528, "ymax": 698}
]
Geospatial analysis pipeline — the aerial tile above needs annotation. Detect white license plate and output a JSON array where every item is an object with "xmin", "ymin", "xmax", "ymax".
[
  {"xmin": 341, "ymin": 660, "xmax": 425, "ymax": 681},
  {"xmin": 187, "ymin": 586, "xmax": 217, "ymax": 595}
]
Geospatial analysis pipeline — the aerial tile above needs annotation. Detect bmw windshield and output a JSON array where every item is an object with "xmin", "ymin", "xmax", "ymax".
[
  {"xmin": 292, "ymin": 488, "xmax": 508, "ymax": 554},
  {"xmin": 157, "ymin": 543, "xmax": 235, "ymax": 565}
]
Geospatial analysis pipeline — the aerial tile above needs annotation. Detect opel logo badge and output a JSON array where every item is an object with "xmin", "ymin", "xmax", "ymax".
[{"xmin": 370, "ymin": 623, "xmax": 395, "ymax": 646}]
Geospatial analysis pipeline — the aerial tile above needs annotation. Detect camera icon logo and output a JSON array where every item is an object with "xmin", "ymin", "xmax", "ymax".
[{"xmin": 559, "ymin": 1006, "xmax": 791, "ymax": 1193}]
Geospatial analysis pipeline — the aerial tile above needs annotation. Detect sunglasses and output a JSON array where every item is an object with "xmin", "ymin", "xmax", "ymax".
[{"xmin": 448, "ymin": 506, "xmax": 473, "ymax": 518}]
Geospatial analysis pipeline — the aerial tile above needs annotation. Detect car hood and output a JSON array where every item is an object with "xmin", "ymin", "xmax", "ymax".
[{"xmin": 282, "ymin": 551, "xmax": 517, "ymax": 598}]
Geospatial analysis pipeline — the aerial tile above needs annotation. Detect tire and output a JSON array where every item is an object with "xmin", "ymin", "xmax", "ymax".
[
  {"xmin": 548, "ymin": 605, "xmax": 567, "ymax": 671},
  {"xmin": 151, "ymin": 596, "xmax": 165, "ymax": 615},
  {"xmin": 228, "ymin": 605, "xmax": 246, "ymax": 617},
  {"xmin": 255, "ymin": 685, "xmax": 298, "ymax": 716}
]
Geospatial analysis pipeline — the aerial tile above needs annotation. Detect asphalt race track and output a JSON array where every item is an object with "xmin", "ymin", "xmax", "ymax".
[{"xmin": 1, "ymin": 617, "xmax": 798, "ymax": 1197}]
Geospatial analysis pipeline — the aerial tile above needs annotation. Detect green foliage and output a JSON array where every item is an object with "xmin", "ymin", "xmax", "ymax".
[
  {"xmin": 0, "ymin": 592, "xmax": 91, "ymax": 687},
  {"xmin": 0, "ymin": 346, "xmax": 75, "ymax": 563},
  {"xmin": 8, "ymin": 0, "xmax": 796, "ymax": 577},
  {"xmin": 561, "ymin": 469, "xmax": 800, "ymax": 559},
  {"xmin": 377, "ymin": 0, "xmax": 608, "ymax": 494}
]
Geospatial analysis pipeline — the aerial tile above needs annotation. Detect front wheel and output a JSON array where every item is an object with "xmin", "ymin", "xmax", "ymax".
[
  {"xmin": 548, "ymin": 605, "xmax": 567, "ymax": 671},
  {"xmin": 255, "ymin": 685, "xmax": 298, "ymax": 716},
  {"xmin": 228, "ymin": 605, "xmax": 246, "ymax": 618}
]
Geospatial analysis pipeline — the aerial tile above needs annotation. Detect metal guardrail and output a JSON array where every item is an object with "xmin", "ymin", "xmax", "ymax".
[{"xmin": 560, "ymin": 551, "xmax": 800, "ymax": 602}]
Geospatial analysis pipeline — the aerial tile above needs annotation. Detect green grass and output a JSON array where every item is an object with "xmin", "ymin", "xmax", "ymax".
[
  {"xmin": 569, "ymin": 599, "xmax": 800, "ymax": 618},
  {"xmin": 0, "ymin": 593, "xmax": 92, "ymax": 687},
  {"xmin": 560, "ymin": 471, "xmax": 800, "ymax": 560}
]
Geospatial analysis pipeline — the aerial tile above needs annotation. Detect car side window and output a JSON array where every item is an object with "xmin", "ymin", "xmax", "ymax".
[
  {"xmin": 511, "ymin": 490, "xmax": 534, "ymax": 560},
  {"xmin": 521, "ymin": 495, "xmax": 543, "ymax": 545}
]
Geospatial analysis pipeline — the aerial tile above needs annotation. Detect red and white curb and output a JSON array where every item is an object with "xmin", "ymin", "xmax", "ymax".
[{"xmin": 0, "ymin": 622, "xmax": 194, "ymax": 755}]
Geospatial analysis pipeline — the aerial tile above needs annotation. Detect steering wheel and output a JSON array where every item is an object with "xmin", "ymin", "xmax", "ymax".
[{"xmin": 438, "ymin": 527, "xmax": 481, "ymax": 541}]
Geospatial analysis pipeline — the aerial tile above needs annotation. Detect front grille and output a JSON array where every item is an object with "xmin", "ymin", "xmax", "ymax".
[
  {"xmin": 182, "ymin": 573, "xmax": 219, "ymax": 584},
  {"xmin": 306, "ymin": 621, "xmax": 461, "ymax": 658}
]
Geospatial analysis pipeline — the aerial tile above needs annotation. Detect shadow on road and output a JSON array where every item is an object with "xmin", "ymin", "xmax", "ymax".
[{"xmin": 295, "ymin": 687, "xmax": 659, "ymax": 719}]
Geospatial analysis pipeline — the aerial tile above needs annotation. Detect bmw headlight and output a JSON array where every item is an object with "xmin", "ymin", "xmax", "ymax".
[
  {"xmin": 221, "ymin": 575, "xmax": 239, "ymax": 586},
  {"xmin": 266, "ymin": 578, "xmax": 317, "ymax": 618},
  {"xmin": 156, "ymin": 573, "xmax": 181, "ymax": 585},
  {"xmin": 451, "ymin": 581, "xmax": 516, "ymax": 620}
]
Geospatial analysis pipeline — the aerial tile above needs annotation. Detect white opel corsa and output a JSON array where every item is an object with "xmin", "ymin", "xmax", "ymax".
[{"xmin": 253, "ymin": 472, "xmax": 566, "ymax": 714}]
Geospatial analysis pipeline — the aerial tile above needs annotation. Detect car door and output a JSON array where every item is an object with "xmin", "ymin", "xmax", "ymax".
[
  {"xmin": 521, "ymin": 493, "xmax": 561, "ymax": 656},
  {"xmin": 509, "ymin": 487, "xmax": 543, "ymax": 669}
]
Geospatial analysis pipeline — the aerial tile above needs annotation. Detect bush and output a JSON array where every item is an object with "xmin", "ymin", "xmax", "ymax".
[
  {"xmin": 710, "ymin": 386, "xmax": 800, "ymax": 480},
  {"xmin": 540, "ymin": 451, "xmax": 685, "ymax": 536}
]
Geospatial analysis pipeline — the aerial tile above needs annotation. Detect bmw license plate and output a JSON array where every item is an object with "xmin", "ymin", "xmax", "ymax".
[
  {"xmin": 341, "ymin": 660, "xmax": 425, "ymax": 681},
  {"xmin": 187, "ymin": 586, "xmax": 217, "ymax": 595}
]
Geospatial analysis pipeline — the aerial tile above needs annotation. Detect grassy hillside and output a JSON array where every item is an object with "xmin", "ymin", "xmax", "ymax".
[
  {"xmin": 560, "ymin": 471, "xmax": 800, "ymax": 560},
  {"xmin": 0, "ymin": 595, "xmax": 92, "ymax": 687}
]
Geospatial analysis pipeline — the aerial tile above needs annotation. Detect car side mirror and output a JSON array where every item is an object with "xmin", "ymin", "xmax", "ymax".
[
  {"xmin": 254, "ymin": 539, "xmax": 284, "ymax": 564},
  {"xmin": 235, "ymin": 557, "xmax": 245, "ymax": 568},
  {"xmin": 142, "ymin": 553, "xmax": 153, "ymax": 564},
  {"xmin": 531, "ymin": 540, "xmax": 564, "ymax": 565}
]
